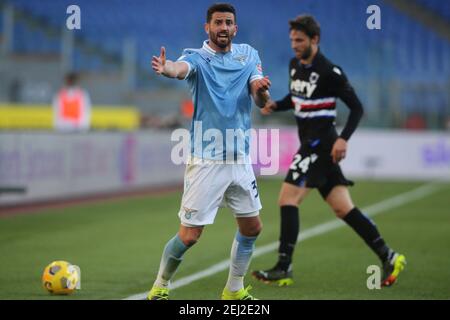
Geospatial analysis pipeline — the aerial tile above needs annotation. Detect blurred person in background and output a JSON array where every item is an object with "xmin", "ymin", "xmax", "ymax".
[
  {"xmin": 252, "ymin": 15, "xmax": 406, "ymax": 288},
  {"xmin": 52, "ymin": 72, "xmax": 92, "ymax": 132}
]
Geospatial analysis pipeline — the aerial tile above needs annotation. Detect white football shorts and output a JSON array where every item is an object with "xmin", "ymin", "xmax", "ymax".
[{"xmin": 178, "ymin": 158, "xmax": 262, "ymax": 226}]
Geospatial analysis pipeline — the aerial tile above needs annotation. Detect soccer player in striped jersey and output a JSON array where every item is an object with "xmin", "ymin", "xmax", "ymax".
[{"xmin": 252, "ymin": 15, "xmax": 406, "ymax": 288}]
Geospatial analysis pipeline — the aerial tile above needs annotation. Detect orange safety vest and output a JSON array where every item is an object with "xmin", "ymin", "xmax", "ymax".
[
  {"xmin": 58, "ymin": 89, "xmax": 84, "ymax": 124},
  {"xmin": 181, "ymin": 99, "xmax": 194, "ymax": 119}
]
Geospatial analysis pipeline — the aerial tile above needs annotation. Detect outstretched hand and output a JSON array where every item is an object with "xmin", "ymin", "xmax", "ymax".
[
  {"xmin": 152, "ymin": 47, "xmax": 166, "ymax": 75},
  {"xmin": 260, "ymin": 100, "xmax": 277, "ymax": 115}
]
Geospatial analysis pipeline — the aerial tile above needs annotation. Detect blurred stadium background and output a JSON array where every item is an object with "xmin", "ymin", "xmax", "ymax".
[{"xmin": 0, "ymin": 0, "xmax": 449, "ymax": 300}]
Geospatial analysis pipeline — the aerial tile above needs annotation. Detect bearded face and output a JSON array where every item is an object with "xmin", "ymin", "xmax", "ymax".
[
  {"xmin": 210, "ymin": 28, "xmax": 233, "ymax": 49},
  {"xmin": 290, "ymin": 29, "xmax": 316, "ymax": 61},
  {"xmin": 206, "ymin": 12, "xmax": 237, "ymax": 50}
]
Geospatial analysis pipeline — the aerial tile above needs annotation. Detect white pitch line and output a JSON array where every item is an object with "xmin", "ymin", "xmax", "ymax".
[{"xmin": 124, "ymin": 182, "xmax": 440, "ymax": 300}]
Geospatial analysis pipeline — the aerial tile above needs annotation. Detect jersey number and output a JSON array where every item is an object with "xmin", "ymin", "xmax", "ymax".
[
  {"xmin": 290, "ymin": 154, "xmax": 318, "ymax": 173},
  {"xmin": 251, "ymin": 180, "xmax": 259, "ymax": 198}
]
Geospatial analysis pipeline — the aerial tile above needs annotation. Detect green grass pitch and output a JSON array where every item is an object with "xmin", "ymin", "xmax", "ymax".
[{"xmin": 0, "ymin": 179, "xmax": 449, "ymax": 300}]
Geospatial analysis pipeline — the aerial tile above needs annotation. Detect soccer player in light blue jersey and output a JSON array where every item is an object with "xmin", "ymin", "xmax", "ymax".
[{"xmin": 148, "ymin": 3, "xmax": 271, "ymax": 300}]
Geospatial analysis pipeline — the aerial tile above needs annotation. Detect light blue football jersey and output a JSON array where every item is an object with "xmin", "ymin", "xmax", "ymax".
[{"xmin": 177, "ymin": 40, "xmax": 264, "ymax": 161}]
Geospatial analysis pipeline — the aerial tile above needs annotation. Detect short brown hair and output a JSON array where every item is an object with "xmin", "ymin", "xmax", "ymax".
[
  {"xmin": 289, "ymin": 15, "xmax": 320, "ymax": 40},
  {"xmin": 65, "ymin": 72, "xmax": 78, "ymax": 86},
  {"xmin": 206, "ymin": 3, "xmax": 236, "ymax": 23}
]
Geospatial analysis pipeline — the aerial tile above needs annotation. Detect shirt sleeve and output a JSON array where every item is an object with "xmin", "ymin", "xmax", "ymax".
[
  {"xmin": 249, "ymin": 49, "xmax": 264, "ymax": 84},
  {"xmin": 176, "ymin": 50, "xmax": 198, "ymax": 80},
  {"xmin": 274, "ymin": 94, "xmax": 294, "ymax": 112},
  {"xmin": 329, "ymin": 66, "xmax": 364, "ymax": 141}
]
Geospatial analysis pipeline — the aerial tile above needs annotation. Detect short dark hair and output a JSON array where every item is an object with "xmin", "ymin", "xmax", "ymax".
[
  {"xmin": 289, "ymin": 15, "xmax": 321, "ymax": 40},
  {"xmin": 206, "ymin": 3, "xmax": 236, "ymax": 23},
  {"xmin": 65, "ymin": 72, "xmax": 78, "ymax": 86}
]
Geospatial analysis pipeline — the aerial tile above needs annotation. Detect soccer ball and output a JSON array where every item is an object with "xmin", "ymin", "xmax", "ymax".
[{"xmin": 42, "ymin": 260, "xmax": 80, "ymax": 295}]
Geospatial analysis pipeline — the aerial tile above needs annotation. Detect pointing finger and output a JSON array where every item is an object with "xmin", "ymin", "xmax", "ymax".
[{"xmin": 161, "ymin": 47, "xmax": 166, "ymax": 64}]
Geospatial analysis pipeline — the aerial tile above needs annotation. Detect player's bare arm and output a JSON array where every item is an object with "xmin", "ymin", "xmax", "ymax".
[
  {"xmin": 152, "ymin": 47, "xmax": 189, "ymax": 80},
  {"xmin": 251, "ymin": 76, "xmax": 271, "ymax": 108}
]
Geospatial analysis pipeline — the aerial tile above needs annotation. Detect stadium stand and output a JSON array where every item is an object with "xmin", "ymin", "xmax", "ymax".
[
  {"xmin": 415, "ymin": 0, "xmax": 450, "ymax": 21},
  {"xmin": 1, "ymin": 0, "xmax": 449, "ymax": 128}
]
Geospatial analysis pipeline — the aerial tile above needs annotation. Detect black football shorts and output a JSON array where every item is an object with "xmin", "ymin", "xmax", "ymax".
[{"xmin": 284, "ymin": 139, "xmax": 354, "ymax": 199}]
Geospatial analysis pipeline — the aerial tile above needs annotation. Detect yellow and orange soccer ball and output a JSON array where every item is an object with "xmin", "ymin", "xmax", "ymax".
[{"xmin": 42, "ymin": 261, "xmax": 80, "ymax": 295}]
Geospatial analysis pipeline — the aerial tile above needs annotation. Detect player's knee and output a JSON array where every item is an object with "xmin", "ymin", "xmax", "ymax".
[
  {"xmin": 179, "ymin": 228, "xmax": 203, "ymax": 247},
  {"xmin": 181, "ymin": 235, "xmax": 199, "ymax": 247},
  {"xmin": 240, "ymin": 219, "xmax": 262, "ymax": 237},
  {"xmin": 251, "ymin": 220, "xmax": 263, "ymax": 236},
  {"xmin": 278, "ymin": 194, "xmax": 298, "ymax": 207},
  {"xmin": 333, "ymin": 206, "xmax": 351, "ymax": 219},
  {"xmin": 184, "ymin": 238, "xmax": 198, "ymax": 247}
]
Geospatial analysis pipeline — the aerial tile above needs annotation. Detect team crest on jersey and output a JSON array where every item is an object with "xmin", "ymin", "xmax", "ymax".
[
  {"xmin": 183, "ymin": 207, "xmax": 198, "ymax": 220},
  {"xmin": 233, "ymin": 54, "xmax": 248, "ymax": 65},
  {"xmin": 309, "ymin": 72, "xmax": 320, "ymax": 84}
]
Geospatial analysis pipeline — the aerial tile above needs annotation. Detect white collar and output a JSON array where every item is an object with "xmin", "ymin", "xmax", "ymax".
[{"xmin": 202, "ymin": 40, "xmax": 234, "ymax": 55}]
